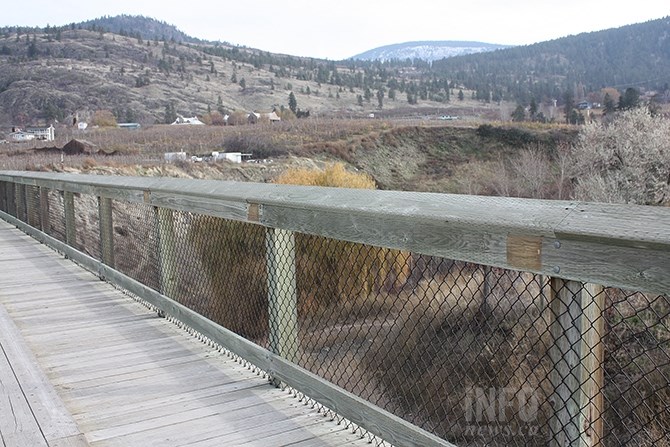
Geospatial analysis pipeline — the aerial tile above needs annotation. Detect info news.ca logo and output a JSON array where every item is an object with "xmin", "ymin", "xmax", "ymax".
[{"xmin": 462, "ymin": 387, "xmax": 540, "ymax": 437}]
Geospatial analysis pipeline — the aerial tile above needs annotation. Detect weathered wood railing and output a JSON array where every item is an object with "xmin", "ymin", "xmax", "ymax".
[{"xmin": 0, "ymin": 171, "xmax": 668, "ymax": 447}]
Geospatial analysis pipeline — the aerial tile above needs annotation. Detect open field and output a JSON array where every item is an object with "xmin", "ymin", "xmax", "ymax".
[{"xmin": 0, "ymin": 118, "xmax": 579, "ymax": 196}]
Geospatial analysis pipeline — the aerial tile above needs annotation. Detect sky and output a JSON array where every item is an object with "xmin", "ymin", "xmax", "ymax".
[{"xmin": 1, "ymin": 0, "xmax": 668, "ymax": 60}]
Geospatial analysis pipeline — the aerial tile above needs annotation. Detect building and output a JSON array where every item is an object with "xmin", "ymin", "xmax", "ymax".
[
  {"xmin": 9, "ymin": 131, "xmax": 35, "ymax": 142},
  {"xmin": 171, "ymin": 116, "xmax": 205, "ymax": 125},
  {"xmin": 118, "ymin": 123, "xmax": 141, "ymax": 129},
  {"xmin": 212, "ymin": 151, "xmax": 243, "ymax": 163},
  {"xmin": 247, "ymin": 111, "xmax": 281, "ymax": 124},
  {"xmin": 25, "ymin": 125, "xmax": 55, "ymax": 141}
]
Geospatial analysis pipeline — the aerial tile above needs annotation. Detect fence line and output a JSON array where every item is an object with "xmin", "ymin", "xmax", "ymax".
[{"xmin": 1, "ymin": 171, "xmax": 669, "ymax": 447}]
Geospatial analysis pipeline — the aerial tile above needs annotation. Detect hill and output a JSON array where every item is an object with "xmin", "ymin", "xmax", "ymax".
[
  {"xmin": 351, "ymin": 41, "xmax": 509, "ymax": 62},
  {"xmin": 80, "ymin": 15, "xmax": 203, "ymax": 44},
  {"xmin": 0, "ymin": 15, "xmax": 669, "ymax": 127},
  {"xmin": 431, "ymin": 16, "xmax": 670, "ymax": 104},
  {"xmin": 0, "ymin": 16, "xmax": 471, "ymax": 127}
]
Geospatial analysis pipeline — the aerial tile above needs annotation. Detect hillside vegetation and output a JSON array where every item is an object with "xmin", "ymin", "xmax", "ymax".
[{"xmin": 1, "ymin": 15, "xmax": 669, "ymax": 127}]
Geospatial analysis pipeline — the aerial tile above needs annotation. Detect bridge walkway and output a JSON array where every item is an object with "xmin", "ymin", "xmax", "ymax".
[{"xmin": 0, "ymin": 220, "xmax": 369, "ymax": 447}]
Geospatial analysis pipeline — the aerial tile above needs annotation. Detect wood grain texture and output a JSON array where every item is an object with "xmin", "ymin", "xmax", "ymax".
[
  {"xmin": 0, "ymin": 218, "xmax": 373, "ymax": 447},
  {"xmin": 97, "ymin": 196, "xmax": 114, "ymax": 267},
  {"xmin": 548, "ymin": 279, "xmax": 604, "ymax": 447},
  {"xmin": 506, "ymin": 234, "xmax": 542, "ymax": 270},
  {"xmin": 0, "ymin": 211, "xmax": 453, "ymax": 447},
  {"xmin": 2, "ymin": 171, "xmax": 667, "ymax": 293}
]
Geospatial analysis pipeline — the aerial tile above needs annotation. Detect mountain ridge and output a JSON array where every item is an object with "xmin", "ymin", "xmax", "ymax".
[
  {"xmin": 351, "ymin": 40, "xmax": 510, "ymax": 62},
  {"xmin": 0, "ymin": 15, "xmax": 668, "ymax": 127}
]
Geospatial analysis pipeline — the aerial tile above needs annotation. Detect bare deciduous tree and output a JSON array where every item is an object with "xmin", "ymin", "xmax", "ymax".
[{"xmin": 570, "ymin": 107, "xmax": 670, "ymax": 205}]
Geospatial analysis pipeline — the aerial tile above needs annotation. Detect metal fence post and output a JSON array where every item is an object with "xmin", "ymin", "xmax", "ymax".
[
  {"xmin": 64, "ymin": 191, "xmax": 76, "ymax": 247},
  {"xmin": 548, "ymin": 278, "xmax": 604, "ymax": 447},
  {"xmin": 266, "ymin": 228, "xmax": 299, "ymax": 364},
  {"xmin": 155, "ymin": 207, "xmax": 178, "ymax": 299},
  {"xmin": 98, "ymin": 196, "xmax": 115, "ymax": 267},
  {"xmin": 39, "ymin": 186, "xmax": 50, "ymax": 233}
]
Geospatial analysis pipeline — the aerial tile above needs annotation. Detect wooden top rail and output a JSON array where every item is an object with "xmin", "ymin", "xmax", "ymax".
[{"xmin": 1, "ymin": 171, "xmax": 668, "ymax": 294}]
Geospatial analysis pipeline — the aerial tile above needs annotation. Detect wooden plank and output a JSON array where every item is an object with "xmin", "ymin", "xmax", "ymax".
[
  {"xmin": 2, "ymin": 171, "xmax": 670, "ymax": 293},
  {"xmin": 0, "ymin": 181, "xmax": 6, "ymax": 213},
  {"xmin": 0, "ymin": 303, "xmax": 84, "ymax": 445},
  {"xmin": 98, "ymin": 196, "xmax": 114, "ymax": 267},
  {"xmin": 266, "ymin": 228, "xmax": 299, "ymax": 363},
  {"xmin": 0, "ymin": 220, "xmax": 373, "ymax": 447},
  {"xmin": 83, "ymin": 390, "xmax": 295, "ymax": 443},
  {"xmin": 76, "ymin": 379, "xmax": 266, "ymax": 427},
  {"xmin": 542, "ymin": 236, "xmax": 670, "ymax": 297},
  {"xmin": 580, "ymin": 283, "xmax": 604, "ymax": 447},
  {"xmin": 0, "ymin": 344, "xmax": 49, "ymax": 447},
  {"xmin": 507, "ymin": 234, "xmax": 542, "ymax": 270},
  {"xmin": 0, "ymin": 214, "xmax": 450, "ymax": 447},
  {"xmin": 39, "ymin": 186, "xmax": 50, "ymax": 233},
  {"xmin": 548, "ymin": 278, "xmax": 605, "ymax": 447},
  {"xmin": 64, "ymin": 191, "xmax": 76, "ymax": 246},
  {"xmin": 15, "ymin": 182, "xmax": 26, "ymax": 222}
]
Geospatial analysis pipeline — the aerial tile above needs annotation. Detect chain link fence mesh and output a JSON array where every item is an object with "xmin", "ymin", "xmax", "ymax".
[
  {"xmin": 0, "ymin": 183, "xmax": 668, "ymax": 446},
  {"xmin": 46, "ymin": 189, "xmax": 67, "ymax": 242}
]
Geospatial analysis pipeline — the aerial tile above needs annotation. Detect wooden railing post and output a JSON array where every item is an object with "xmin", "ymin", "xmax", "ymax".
[
  {"xmin": 266, "ymin": 228, "xmax": 299, "ymax": 364},
  {"xmin": 6, "ymin": 182, "xmax": 16, "ymax": 217},
  {"xmin": 98, "ymin": 196, "xmax": 114, "ymax": 267},
  {"xmin": 0, "ymin": 181, "xmax": 6, "ymax": 212},
  {"xmin": 548, "ymin": 278, "xmax": 604, "ymax": 447},
  {"xmin": 39, "ymin": 186, "xmax": 50, "ymax": 233},
  {"xmin": 64, "ymin": 191, "xmax": 76, "ymax": 246},
  {"xmin": 25, "ymin": 186, "xmax": 39, "ymax": 228},
  {"xmin": 580, "ymin": 283, "xmax": 605, "ymax": 447},
  {"xmin": 155, "ymin": 207, "xmax": 178, "ymax": 299},
  {"xmin": 16, "ymin": 183, "xmax": 27, "ymax": 222}
]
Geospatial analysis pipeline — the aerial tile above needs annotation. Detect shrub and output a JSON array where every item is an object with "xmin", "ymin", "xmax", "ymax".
[
  {"xmin": 275, "ymin": 163, "xmax": 409, "ymax": 315},
  {"xmin": 570, "ymin": 107, "xmax": 670, "ymax": 205},
  {"xmin": 189, "ymin": 163, "xmax": 410, "ymax": 340},
  {"xmin": 92, "ymin": 109, "xmax": 118, "ymax": 127},
  {"xmin": 275, "ymin": 162, "xmax": 375, "ymax": 189}
]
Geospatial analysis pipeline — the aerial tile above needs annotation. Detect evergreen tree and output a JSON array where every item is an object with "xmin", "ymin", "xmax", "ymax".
[
  {"xmin": 529, "ymin": 98, "xmax": 538, "ymax": 120},
  {"xmin": 458, "ymin": 89, "xmax": 464, "ymax": 101},
  {"xmin": 603, "ymin": 93, "xmax": 616, "ymax": 115},
  {"xmin": 619, "ymin": 87, "xmax": 640, "ymax": 110},
  {"xmin": 563, "ymin": 91, "xmax": 575, "ymax": 124},
  {"xmin": 288, "ymin": 92, "xmax": 297, "ymax": 114},
  {"xmin": 364, "ymin": 87, "xmax": 372, "ymax": 102},
  {"xmin": 164, "ymin": 102, "xmax": 177, "ymax": 124},
  {"xmin": 377, "ymin": 88, "xmax": 385, "ymax": 109},
  {"xmin": 511, "ymin": 104, "xmax": 526, "ymax": 122},
  {"xmin": 27, "ymin": 40, "xmax": 38, "ymax": 59}
]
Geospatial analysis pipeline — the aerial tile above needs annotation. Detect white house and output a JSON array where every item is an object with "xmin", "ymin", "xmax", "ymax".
[
  {"xmin": 9, "ymin": 131, "xmax": 35, "ymax": 142},
  {"xmin": 171, "ymin": 116, "xmax": 205, "ymax": 125},
  {"xmin": 164, "ymin": 151, "xmax": 188, "ymax": 162},
  {"xmin": 25, "ymin": 125, "xmax": 55, "ymax": 141},
  {"xmin": 212, "ymin": 152, "xmax": 243, "ymax": 163}
]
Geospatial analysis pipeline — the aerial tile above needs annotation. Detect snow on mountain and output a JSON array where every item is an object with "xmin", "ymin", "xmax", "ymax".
[{"xmin": 351, "ymin": 41, "xmax": 510, "ymax": 62}]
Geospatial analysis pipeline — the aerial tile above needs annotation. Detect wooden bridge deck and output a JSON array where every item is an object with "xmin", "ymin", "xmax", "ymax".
[{"xmin": 0, "ymin": 220, "xmax": 370, "ymax": 447}]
